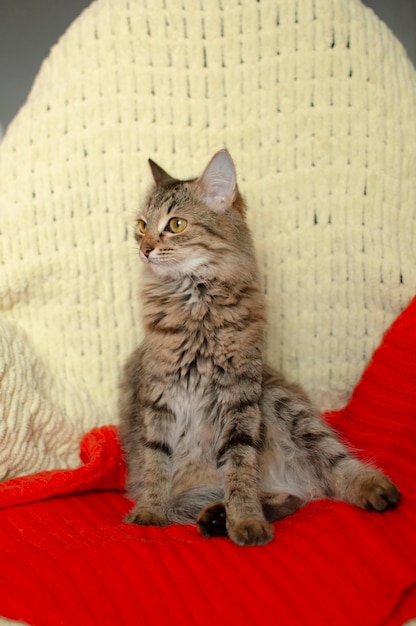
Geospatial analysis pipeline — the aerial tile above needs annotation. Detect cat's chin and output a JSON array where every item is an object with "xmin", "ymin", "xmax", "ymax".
[
  {"xmin": 144, "ymin": 256, "xmax": 210, "ymax": 280},
  {"xmin": 145, "ymin": 263, "xmax": 180, "ymax": 279},
  {"xmin": 144, "ymin": 258, "xmax": 254, "ymax": 285}
]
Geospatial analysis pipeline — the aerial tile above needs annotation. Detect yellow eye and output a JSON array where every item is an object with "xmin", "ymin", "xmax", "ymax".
[
  {"xmin": 137, "ymin": 219, "xmax": 147, "ymax": 234},
  {"xmin": 166, "ymin": 217, "xmax": 188, "ymax": 234}
]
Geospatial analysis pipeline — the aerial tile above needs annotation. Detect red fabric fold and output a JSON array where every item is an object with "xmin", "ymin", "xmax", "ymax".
[
  {"xmin": 0, "ymin": 297, "xmax": 415, "ymax": 626},
  {"xmin": 0, "ymin": 426, "xmax": 126, "ymax": 508}
]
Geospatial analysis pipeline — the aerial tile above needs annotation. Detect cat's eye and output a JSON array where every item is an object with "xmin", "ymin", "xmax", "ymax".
[
  {"xmin": 165, "ymin": 217, "xmax": 188, "ymax": 234},
  {"xmin": 137, "ymin": 219, "xmax": 147, "ymax": 234}
]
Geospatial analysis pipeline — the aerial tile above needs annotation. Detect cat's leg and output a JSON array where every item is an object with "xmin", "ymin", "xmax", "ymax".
[
  {"xmin": 124, "ymin": 402, "xmax": 176, "ymax": 526},
  {"xmin": 287, "ymin": 408, "xmax": 400, "ymax": 512},
  {"xmin": 124, "ymin": 413, "xmax": 175, "ymax": 526},
  {"xmin": 119, "ymin": 352, "xmax": 175, "ymax": 526},
  {"xmin": 323, "ymin": 456, "xmax": 400, "ymax": 511},
  {"xmin": 262, "ymin": 368, "xmax": 400, "ymax": 512},
  {"xmin": 216, "ymin": 403, "xmax": 274, "ymax": 547}
]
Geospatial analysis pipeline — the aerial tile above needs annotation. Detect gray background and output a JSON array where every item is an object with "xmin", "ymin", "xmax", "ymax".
[{"xmin": 0, "ymin": 0, "xmax": 415, "ymax": 137}]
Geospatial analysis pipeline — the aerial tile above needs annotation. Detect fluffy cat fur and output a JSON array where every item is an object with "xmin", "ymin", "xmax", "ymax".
[{"xmin": 119, "ymin": 150, "xmax": 400, "ymax": 546}]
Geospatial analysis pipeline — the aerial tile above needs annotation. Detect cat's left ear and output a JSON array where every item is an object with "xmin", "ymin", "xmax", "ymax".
[
  {"xmin": 148, "ymin": 159, "xmax": 176, "ymax": 186},
  {"xmin": 198, "ymin": 150, "xmax": 237, "ymax": 212}
]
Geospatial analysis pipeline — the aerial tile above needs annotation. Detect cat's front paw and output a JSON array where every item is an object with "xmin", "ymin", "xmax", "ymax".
[
  {"xmin": 228, "ymin": 519, "xmax": 274, "ymax": 547},
  {"xmin": 354, "ymin": 471, "xmax": 400, "ymax": 512},
  {"xmin": 125, "ymin": 507, "xmax": 167, "ymax": 526}
]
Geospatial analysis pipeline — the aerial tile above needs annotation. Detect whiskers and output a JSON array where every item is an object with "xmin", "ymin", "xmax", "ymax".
[{"xmin": 152, "ymin": 247, "xmax": 175, "ymax": 260}]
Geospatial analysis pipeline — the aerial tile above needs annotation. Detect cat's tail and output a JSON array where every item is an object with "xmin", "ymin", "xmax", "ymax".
[
  {"xmin": 168, "ymin": 487, "xmax": 304, "ymax": 526},
  {"xmin": 167, "ymin": 486, "xmax": 225, "ymax": 525},
  {"xmin": 261, "ymin": 492, "xmax": 304, "ymax": 522}
]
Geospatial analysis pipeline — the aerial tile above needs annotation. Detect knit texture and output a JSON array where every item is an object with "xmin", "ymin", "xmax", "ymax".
[
  {"xmin": 0, "ymin": 297, "xmax": 415, "ymax": 626},
  {"xmin": 0, "ymin": 0, "xmax": 415, "ymax": 478}
]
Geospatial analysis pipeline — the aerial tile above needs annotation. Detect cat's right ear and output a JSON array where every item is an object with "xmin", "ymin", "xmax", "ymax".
[{"xmin": 148, "ymin": 159, "xmax": 176, "ymax": 186}]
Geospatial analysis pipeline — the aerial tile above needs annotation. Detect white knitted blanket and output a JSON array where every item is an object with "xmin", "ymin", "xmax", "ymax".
[{"xmin": 0, "ymin": 0, "xmax": 415, "ymax": 480}]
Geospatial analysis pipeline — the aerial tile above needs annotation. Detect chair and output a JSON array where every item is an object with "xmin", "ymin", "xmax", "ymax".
[{"xmin": 0, "ymin": 1, "xmax": 415, "ymax": 624}]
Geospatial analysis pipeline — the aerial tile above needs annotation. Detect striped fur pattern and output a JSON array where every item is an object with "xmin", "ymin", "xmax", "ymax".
[{"xmin": 119, "ymin": 151, "xmax": 399, "ymax": 546}]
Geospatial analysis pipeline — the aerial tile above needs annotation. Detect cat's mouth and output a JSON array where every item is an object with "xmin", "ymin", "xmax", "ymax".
[
  {"xmin": 139, "ymin": 248, "xmax": 164, "ymax": 264},
  {"xmin": 140, "ymin": 250, "xmax": 177, "ymax": 274},
  {"xmin": 139, "ymin": 250, "xmax": 152, "ymax": 264}
]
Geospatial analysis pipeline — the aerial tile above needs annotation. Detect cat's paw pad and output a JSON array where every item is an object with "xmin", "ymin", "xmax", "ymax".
[
  {"xmin": 197, "ymin": 501, "xmax": 228, "ymax": 538},
  {"xmin": 357, "ymin": 473, "xmax": 400, "ymax": 512},
  {"xmin": 228, "ymin": 519, "xmax": 274, "ymax": 546},
  {"xmin": 124, "ymin": 508, "xmax": 167, "ymax": 526}
]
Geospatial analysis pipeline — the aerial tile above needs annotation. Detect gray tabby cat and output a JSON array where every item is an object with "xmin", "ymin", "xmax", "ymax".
[{"xmin": 119, "ymin": 150, "xmax": 400, "ymax": 546}]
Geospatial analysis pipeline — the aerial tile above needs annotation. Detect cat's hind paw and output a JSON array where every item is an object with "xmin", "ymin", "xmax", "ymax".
[
  {"xmin": 353, "ymin": 471, "xmax": 400, "ymax": 512},
  {"xmin": 197, "ymin": 501, "xmax": 228, "ymax": 538},
  {"xmin": 124, "ymin": 508, "xmax": 167, "ymax": 526}
]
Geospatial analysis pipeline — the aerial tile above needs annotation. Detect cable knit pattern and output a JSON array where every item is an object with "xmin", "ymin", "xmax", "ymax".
[
  {"xmin": 0, "ymin": 321, "xmax": 77, "ymax": 478},
  {"xmin": 0, "ymin": 0, "xmax": 415, "ymax": 478}
]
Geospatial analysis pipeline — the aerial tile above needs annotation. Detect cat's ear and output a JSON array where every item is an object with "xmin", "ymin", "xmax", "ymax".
[
  {"xmin": 198, "ymin": 150, "xmax": 237, "ymax": 212},
  {"xmin": 148, "ymin": 159, "xmax": 176, "ymax": 186}
]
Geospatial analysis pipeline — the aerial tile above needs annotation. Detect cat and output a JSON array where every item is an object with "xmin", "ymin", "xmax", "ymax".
[{"xmin": 118, "ymin": 150, "xmax": 400, "ymax": 546}]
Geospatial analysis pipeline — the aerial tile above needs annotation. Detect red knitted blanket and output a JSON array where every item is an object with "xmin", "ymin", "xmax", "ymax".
[{"xmin": 1, "ymin": 299, "xmax": 415, "ymax": 626}]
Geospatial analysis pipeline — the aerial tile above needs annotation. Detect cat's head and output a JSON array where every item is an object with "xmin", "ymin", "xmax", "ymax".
[{"xmin": 135, "ymin": 150, "xmax": 255, "ymax": 281}]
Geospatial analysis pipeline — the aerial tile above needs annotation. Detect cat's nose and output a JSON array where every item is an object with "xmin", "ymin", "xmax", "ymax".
[{"xmin": 140, "ymin": 245, "xmax": 154, "ymax": 262}]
